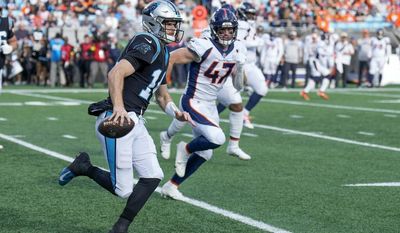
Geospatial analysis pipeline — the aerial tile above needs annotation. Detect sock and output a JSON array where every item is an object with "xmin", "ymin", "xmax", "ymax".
[
  {"xmin": 87, "ymin": 166, "xmax": 116, "ymax": 195},
  {"xmin": 167, "ymin": 118, "xmax": 186, "ymax": 139},
  {"xmin": 229, "ymin": 110, "xmax": 243, "ymax": 139},
  {"xmin": 171, "ymin": 153, "xmax": 206, "ymax": 185},
  {"xmin": 304, "ymin": 79, "xmax": 315, "ymax": 93},
  {"xmin": 120, "ymin": 178, "xmax": 160, "ymax": 222},
  {"xmin": 244, "ymin": 93, "xmax": 263, "ymax": 112},
  {"xmin": 217, "ymin": 103, "xmax": 227, "ymax": 114},
  {"xmin": 378, "ymin": 74, "xmax": 382, "ymax": 86},
  {"xmin": 320, "ymin": 77, "xmax": 330, "ymax": 92},
  {"xmin": 229, "ymin": 137, "xmax": 239, "ymax": 145},
  {"xmin": 186, "ymin": 135, "xmax": 220, "ymax": 153}
]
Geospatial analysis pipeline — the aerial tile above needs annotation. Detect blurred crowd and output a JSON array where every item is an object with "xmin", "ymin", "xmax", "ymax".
[{"xmin": 2, "ymin": 0, "xmax": 399, "ymax": 88}]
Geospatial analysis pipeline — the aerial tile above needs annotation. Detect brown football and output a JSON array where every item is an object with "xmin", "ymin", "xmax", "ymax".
[{"xmin": 98, "ymin": 117, "xmax": 135, "ymax": 138}]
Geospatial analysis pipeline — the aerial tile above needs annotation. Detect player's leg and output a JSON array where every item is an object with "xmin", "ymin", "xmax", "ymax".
[
  {"xmin": 301, "ymin": 59, "xmax": 320, "ymax": 100},
  {"xmin": 243, "ymin": 65, "xmax": 268, "ymax": 129},
  {"xmin": 368, "ymin": 59, "xmax": 377, "ymax": 87},
  {"xmin": 110, "ymin": 121, "xmax": 163, "ymax": 233},
  {"xmin": 217, "ymin": 78, "xmax": 250, "ymax": 160},
  {"xmin": 161, "ymin": 128, "xmax": 211, "ymax": 200},
  {"xmin": 174, "ymin": 96, "xmax": 225, "ymax": 177}
]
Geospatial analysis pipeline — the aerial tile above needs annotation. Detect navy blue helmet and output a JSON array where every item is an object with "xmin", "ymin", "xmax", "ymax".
[
  {"xmin": 221, "ymin": 3, "xmax": 236, "ymax": 15},
  {"xmin": 210, "ymin": 8, "xmax": 238, "ymax": 46},
  {"xmin": 237, "ymin": 2, "xmax": 256, "ymax": 21}
]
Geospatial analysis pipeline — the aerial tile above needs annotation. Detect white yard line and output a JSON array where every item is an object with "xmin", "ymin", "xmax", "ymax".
[
  {"xmin": 344, "ymin": 182, "xmax": 400, "ymax": 187},
  {"xmin": 0, "ymin": 117, "xmax": 8, "ymax": 121},
  {"xmin": 242, "ymin": 133, "xmax": 259, "ymax": 137},
  {"xmin": 289, "ymin": 115, "xmax": 303, "ymax": 119},
  {"xmin": 220, "ymin": 119, "xmax": 400, "ymax": 153},
  {"xmin": 6, "ymin": 89, "xmax": 400, "ymax": 114},
  {"xmin": 335, "ymin": 91, "xmax": 400, "ymax": 98},
  {"xmin": 259, "ymin": 99, "xmax": 400, "ymax": 114},
  {"xmin": 7, "ymin": 92, "xmax": 400, "ymax": 153},
  {"xmin": 384, "ymin": 114, "xmax": 398, "ymax": 118},
  {"xmin": 357, "ymin": 131, "xmax": 375, "ymax": 136},
  {"xmin": 337, "ymin": 114, "xmax": 351, "ymax": 118},
  {"xmin": 62, "ymin": 135, "xmax": 77, "ymax": 139},
  {"xmin": 47, "ymin": 117, "xmax": 59, "ymax": 121},
  {"xmin": 0, "ymin": 133, "xmax": 291, "ymax": 233}
]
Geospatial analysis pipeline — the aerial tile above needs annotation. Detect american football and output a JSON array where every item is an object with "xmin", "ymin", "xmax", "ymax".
[{"xmin": 98, "ymin": 117, "xmax": 134, "ymax": 138}]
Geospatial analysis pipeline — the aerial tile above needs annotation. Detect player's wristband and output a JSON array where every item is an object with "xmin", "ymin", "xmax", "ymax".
[{"xmin": 165, "ymin": 101, "xmax": 179, "ymax": 118}]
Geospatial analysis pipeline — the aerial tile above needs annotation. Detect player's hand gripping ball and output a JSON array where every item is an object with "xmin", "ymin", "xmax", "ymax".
[{"xmin": 98, "ymin": 117, "xmax": 134, "ymax": 138}]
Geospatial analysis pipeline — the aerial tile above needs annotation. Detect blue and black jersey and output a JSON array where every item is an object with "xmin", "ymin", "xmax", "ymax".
[{"xmin": 108, "ymin": 33, "xmax": 169, "ymax": 115}]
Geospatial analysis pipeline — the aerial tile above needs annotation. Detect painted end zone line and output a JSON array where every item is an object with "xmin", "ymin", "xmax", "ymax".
[{"xmin": 0, "ymin": 133, "xmax": 291, "ymax": 233}]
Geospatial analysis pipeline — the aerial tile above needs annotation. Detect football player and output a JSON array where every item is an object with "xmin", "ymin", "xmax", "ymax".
[
  {"xmin": 300, "ymin": 32, "xmax": 335, "ymax": 100},
  {"xmin": 159, "ymin": 3, "xmax": 251, "ymax": 161},
  {"xmin": 160, "ymin": 8, "xmax": 246, "ymax": 200},
  {"xmin": 0, "ymin": 0, "xmax": 17, "ymax": 151},
  {"xmin": 368, "ymin": 29, "xmax": 391, "ymax": 87},
  {"xmin": 235, "ymin": 2, "xmax": 268, "ymax": 129},
  {"xmin": 0, "ymin": 0, "xmax": 17, "ymax": 93},
  {"xmin": 58, "ymin": 1, "xmax": 193, "ymax": 233},
  {"xmin": 260, "ymin": 30, "xmax": 284, "ymax": 88}
]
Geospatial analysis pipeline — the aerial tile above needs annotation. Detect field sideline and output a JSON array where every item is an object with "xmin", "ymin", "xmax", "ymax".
[{"xmin": 0, "ymin": 87, "xmax": 399, "ymax": 233}]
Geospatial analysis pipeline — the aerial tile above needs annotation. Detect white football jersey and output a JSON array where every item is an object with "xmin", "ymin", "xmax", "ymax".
[
  {"xmin": 236, "ymin": 20, "xmax": 262, "ymax": 64},
  {"xmin": 370, "ymin": 37, "xmax": 390, "ymax": 58},
  {"xmin": 260, "ymin": 36, "xmax": 284, "ymax": 63},
  {"xmin": 184, "ymin": 37, "xmax": 246, "ymax": 102}
]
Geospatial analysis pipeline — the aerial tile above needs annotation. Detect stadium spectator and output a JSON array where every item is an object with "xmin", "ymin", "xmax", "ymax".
[
  {"xmin": 79, "ymin": 34, "xmax": 92, "ymax": 88},
  {"xmin": 357, "ymin": 29, "xmax": 371, "ymax": 87},
  {"xmin": 61, "ymin": 37, "xmax": 75, "ymax": 87},
  {"xmin": 283, "ymin": 30, "xmax": 303, "ymax": 88},
  {"xmin": 334, "ymin": 32, "xmax": 354, "ymax": 88},
  {"xmin": 49, "ymin": 33, "xmax": 66, "ymax": 87},
  {"xmin": 88, "ymin": 33, "xmax": 109, "ymax": 88}
]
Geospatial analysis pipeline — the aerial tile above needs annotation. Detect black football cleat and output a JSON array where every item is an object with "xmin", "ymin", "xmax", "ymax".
[
  {"xmin": 59, "ymin": 152, "xmax": 92, "ymax": 186},
  {"xmin": 108, "ymin": 218, "xmax": 130, "ymax": 233}
]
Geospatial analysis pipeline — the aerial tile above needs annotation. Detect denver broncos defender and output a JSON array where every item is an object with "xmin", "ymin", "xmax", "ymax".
[
  {"xmin": 159, "ymin": 3, "xmax": 251, "ymax": 162},
  {"xmin": 160, "ymin": 8, "xmax": 246, "ymax": 200},
  {"xmin": 58, "ymin": 1, "xmax": 193, "ymax": 233},
  {"xmin": 236, "ymin": 2, "xmax": 268, "ymax": 129}
]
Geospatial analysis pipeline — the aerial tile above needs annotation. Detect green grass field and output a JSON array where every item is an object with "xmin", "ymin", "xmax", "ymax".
[{"xmin": 1, "ymin": 87, "xmax": 399, "ymax": 233}]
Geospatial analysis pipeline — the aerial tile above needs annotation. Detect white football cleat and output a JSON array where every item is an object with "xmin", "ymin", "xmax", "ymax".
[
  {"xmin": 161, "ymin": 181, "xmax": 184, "ymax": 201},
  {"xmin": 227, "ymin": 146, "xmax": 251, "ymax": 160},
  {"xmin": 175, "ymin": 141, "xmax": 189, "ymax": 177},
  {"xmin": 160, "ymin": 131, "xmax": 172, "ymax": 160},
  {"xmin": 243, "ymin": 114, "xmax": 254, "ymax": 129}
]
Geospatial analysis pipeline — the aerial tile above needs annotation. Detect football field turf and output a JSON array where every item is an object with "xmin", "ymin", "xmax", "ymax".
[{"xmin": 1, "ymin": 87, "xmax": 399, "ymax": 233}]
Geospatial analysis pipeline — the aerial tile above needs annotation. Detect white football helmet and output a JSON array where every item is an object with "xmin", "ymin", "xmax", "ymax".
[{"xmin": 142, "ymin": 0, "xmax": 184, "ymax": 43}]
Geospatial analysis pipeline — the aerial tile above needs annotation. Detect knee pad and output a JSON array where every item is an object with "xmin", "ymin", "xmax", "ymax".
[
  {"xmin": 210, "ymin": 129, "xmax": 226, "ymax": 146},
  {"xmin": 255, "ymin": 85, "xmax": 268, "ymax": 96}
]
